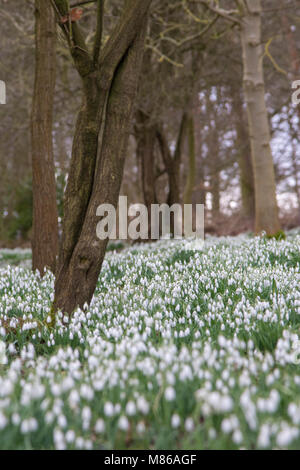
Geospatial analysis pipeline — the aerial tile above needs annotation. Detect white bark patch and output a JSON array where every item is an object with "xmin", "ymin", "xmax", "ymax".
[{"xmin": 0, "ymin": 81, "xmax": 6, "ymax": 104}]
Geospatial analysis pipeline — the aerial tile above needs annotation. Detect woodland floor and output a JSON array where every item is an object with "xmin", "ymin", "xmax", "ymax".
[{"xmin": 0, "ymin": 230, "xmax": 300, "ymax": 449}]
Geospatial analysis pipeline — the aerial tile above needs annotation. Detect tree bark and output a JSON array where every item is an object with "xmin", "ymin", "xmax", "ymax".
[
  {"xmin": 135, "ymin": 110, "xmax": 157, "ymax": 235},
  {"xmin": 232, "ymin": 91, "xmax": 255, "ymax": 223},
  {"xmin": 183, "ymin": 114, "xmax": 196, "ymax": 205},
  {"xmin": 155, "ymin": 114, "xmax": 187, "ymax": 237},
  {"xmin": 280, "ymin": 0, "xmax": 300, "ymax": 124},
  {"xmin": 31, "ymin": 0, "xmax": 59, "ymax": 275},
  {"xmin": 156, "ymin": 113, "xmax": 188, "ymax": 207},
  {"xmin": 211, "ymin": 169, "xmax": 220, "ymax": 220},
  {"xmin": 287, "ymin": 114, "xmax": 300, "ymax": 223},
  {"xmin": 240, "ymin": 0, "xmax": 281, "ymax": 235},
  {"xmin": 194, "ymin": 101, "xmax": 206, "ymax": 206},
  {"xmin": 206, "ymin": 90, "xmax": 221, "ymax": 223},
  {"xmin": 52, "ymin": 0, "xmax": 151, "ymax": 316}
]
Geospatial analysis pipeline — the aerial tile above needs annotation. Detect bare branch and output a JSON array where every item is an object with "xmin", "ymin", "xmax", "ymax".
[
  {"xmin": 199, "ymin": 0, "xmax": 241, "ymax": 25},
  {"xmin": 99, "ymin": 0, "xmax": 152, "ymax": 75},
  {"xmin": 93, "ymin": 0, "xmax": 105, "ymax": 66},
  {"xmin": 50, "ymin": 0, "xmax": 93, "ymax": 77}
]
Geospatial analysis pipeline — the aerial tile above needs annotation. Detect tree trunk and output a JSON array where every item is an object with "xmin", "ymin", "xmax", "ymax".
[
  {"xmin": 232, "ymin": 91, "xmax": 255, "ymax": 223},
  {"xmin": 211, "ymin": 167, "xmax": 220, "ymax": 221},
  {"xmin": 156, "ymin": 114, "xmax": 187, "ymax": 237},
  {"xmin": 156, "ymin": 113, "xmax": 188, "ymax": 207},
  {"xmin": 194, "ymin": 101, "xmax": 206, "ymax": 206},
  {"xmin": 206, "ymin": 90, "xmax": 221, "ymax": 223},
  {"xmin": 31, "ymin": 0, "xmax": 59, "ymax": 274},
  {"xmin": 240, "ymin": 0, "xmax": 281, "ymax": 235},
  {"xmin": 52, "ymin": 0, "xmax": 151, "ymax": 316},
  {"xmin": 135, "ymin": 110, "xmax": 157, "ymax": 233},
  {"xmin": 280, "ymin": 0, "xmax": 300, "ymax": 124},
  {"xmin": 183, "ymin": 114, "xmax": 196, "ymax": 205},
  {"xmin": 287, "ymin": 114, "xmax": 300, "ymax": 223}
]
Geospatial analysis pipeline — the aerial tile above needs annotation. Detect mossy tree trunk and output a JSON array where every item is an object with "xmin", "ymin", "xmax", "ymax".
[
  {"xmin": 51, "ymin": 0, "xmax": 151, "ymax": 315},
  {"xmin": 31, "ymin": 0, "xmax": 59, "ymax": 274}
]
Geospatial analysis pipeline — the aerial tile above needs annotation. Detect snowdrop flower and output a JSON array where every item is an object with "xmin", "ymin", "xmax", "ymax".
[
  {"xmin": 184, "ymin": 417, "xmax": 194, "ymax": 432},
  {"xmin": 221, "ymin": 418, "xmax": 232, "ymax": 434},
  {"xmin": 58, "ymin": 415, "xmax": 67, "ymax": 429},
  {"xmin": 171, "ymin": 414, "xmax": 180, "ymax": 429},
  {"xmin": 104, "ymin": 402, "xmax": 114, "ymax": 417},
  {"xmin": 232, "ymin": 430, "xmax": 243, "ymax": 445},
  {"xmin": 136, "ymin": 421, "xmax": 146, "ymax": 435},
  {"xmin": 11, "ymin": 413, "xmax": 20, "ymax": 426},
  {"xmin": 8, "ymin": 343, "xmax": 16, "ymax": 355},
  {"xmin": 82, "ymin": 406, "xmax": 92, "ymax": 423},
  {"xmin": 137, "ymin": 396, "xmax": 149, "ymax": 415},
  {"xmin": 20, "ymin": 418, "xmax": 38, "ymax": 434},
  {"xmin": 118, "ymin": 416, "xmax": 129, "ymax": 431},
  {"xmin": 257, "ymin": 424, "xmax": 271, "ymax": 448},
  {"xmin": 65, "ymin": 430, "xmax": 76, "ymax": 443},
  {"xmin": 165, "ymin": 386, "xmax": 176, "ymax": 401},
  {"xmin": 0, "ymin": 412, "xmax": 7, "ymax": 430},
  {"xmin": 75, "ymin": 437, "xmax": 85, "ymax": 449},
  {"xmin": 0, "ymin": 341, "xmax": 7, "ymax": 365},
  {"xmin": 69, "ymin": 390, "xmax": 80, "ymax": 409},
  {"xmin": 125, "ymin": 401, "xmax": 136, "ymax": 416},
  {"xmin": 276, "ymin": 425, "xmax": 299, "ymax": 448},
  {"xmin": 95, "ymin": 419, "xmax": 105, "ymax": 434}
]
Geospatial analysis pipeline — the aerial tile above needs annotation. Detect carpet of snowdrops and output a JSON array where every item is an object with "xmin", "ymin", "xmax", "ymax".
[{"xmin": 0, "ymin": 232, "xmax": 300, "ymax": 450}]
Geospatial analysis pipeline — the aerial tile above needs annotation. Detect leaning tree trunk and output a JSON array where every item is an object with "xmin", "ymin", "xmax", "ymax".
[
  {"xmin": 31, "ymin": 0, "xmax": 59, "ymax": 274},
  {"xmin": 240, "ymin": 0, "xmax": 281, "ymax": 235},
  {"xmin": 52, "ymin": 0, "xmax": 151, "ymax": 316}
]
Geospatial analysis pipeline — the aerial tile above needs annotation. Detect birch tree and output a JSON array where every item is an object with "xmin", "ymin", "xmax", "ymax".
[
  {"xmin": 239, "ymin": 0, "xmax": 280, "ymax": 235},
  {"xmin": 200, "ymin": 0, "xmax": 281, "ymax": 235}
]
